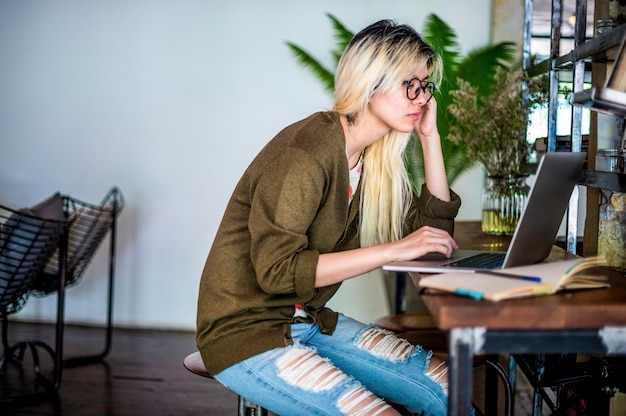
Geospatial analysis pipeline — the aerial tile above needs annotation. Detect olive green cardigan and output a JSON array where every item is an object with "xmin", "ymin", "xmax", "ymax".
[{"xmin": 196, "ymin": 111, "xmax": 461, "ymax": 376}]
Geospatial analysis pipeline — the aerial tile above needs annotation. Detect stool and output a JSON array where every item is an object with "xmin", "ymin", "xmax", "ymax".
[{"xmin": 183, "ymin": 352, "xmax": 268, "ymax": 416}]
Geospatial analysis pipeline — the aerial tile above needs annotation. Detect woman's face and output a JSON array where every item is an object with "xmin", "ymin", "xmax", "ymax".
[{"xmin": 367, "ymin": 66, "xmax": 433, "ymax": 133}]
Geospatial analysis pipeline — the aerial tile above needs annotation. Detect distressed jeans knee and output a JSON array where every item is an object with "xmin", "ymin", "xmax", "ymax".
[
  {"xmin": 276, "ymin": 345, "xmax": 396, "ymax": 415},
  {"xmin": 355, "ymin": 325, "xmax": 448, "ymax": 393}
]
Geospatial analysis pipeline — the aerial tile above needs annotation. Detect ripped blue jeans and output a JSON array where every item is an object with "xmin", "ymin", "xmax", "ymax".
[{"xmin": 213, "ymin": 313, "xmax": 448, "ymax": 416}]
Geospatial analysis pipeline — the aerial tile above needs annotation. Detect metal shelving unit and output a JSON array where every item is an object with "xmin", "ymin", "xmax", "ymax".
[
  {"xmin": 579, "ymin": 167, "xmax": 626, "ymax": 190},
  {"xmin": 571, "ymin": 86, "xmax": 626, "ymax": 116},
  {"xmin": 520, "ymin": 7, "xmax": 626, "ymax": 416},
  {"xmin": 569, "ymin": 24, "xmax": 626, "ymax": 116},
  {"xmin": 524, "ymin": 0, "xmax": 626, "ymax": 257}
]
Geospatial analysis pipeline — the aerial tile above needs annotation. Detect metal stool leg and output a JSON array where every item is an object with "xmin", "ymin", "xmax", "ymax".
[{"xmin": 239, "ymin": 396, "xmax": 268, "ymax": 416}]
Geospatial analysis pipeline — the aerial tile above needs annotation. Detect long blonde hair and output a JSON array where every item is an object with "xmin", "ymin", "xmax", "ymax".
[{"xmin": 333, "ymin": 20, "xmax": 443, "ymax": 247}]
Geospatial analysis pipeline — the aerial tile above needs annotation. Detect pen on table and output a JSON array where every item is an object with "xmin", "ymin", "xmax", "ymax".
[{"xmin": 480, "ymin": 270, "xmax": 542, "ymax": 283}]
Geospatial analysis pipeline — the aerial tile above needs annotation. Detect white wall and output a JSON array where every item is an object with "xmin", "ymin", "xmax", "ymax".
[{"xmin": 0, "ymin": 0, "xmax": 491, "ymax": 330}]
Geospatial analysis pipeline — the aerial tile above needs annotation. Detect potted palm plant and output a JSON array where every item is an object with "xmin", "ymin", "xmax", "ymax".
[{"xmin": 286, "ymin": 13, "xmax": 517, "ymax": 191}]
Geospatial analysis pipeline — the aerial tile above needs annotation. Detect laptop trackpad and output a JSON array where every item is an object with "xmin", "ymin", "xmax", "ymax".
[
  {"xmin": 415, "ymin": 252, "xmax": 448, "ymax": 261},
  {"xmin": 415, "ymin": 249, "xmax": 485, "ymax": 262}
]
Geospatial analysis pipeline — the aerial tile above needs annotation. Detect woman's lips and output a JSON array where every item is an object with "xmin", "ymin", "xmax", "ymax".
[{"xmin": 409, "ymin": 112, "xmax": 420, "ymax": 120}]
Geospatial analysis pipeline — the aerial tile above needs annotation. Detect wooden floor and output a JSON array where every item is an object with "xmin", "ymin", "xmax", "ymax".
[
  {"xmin": 0, "ymin": 321, "xmax": 245, "ymax": 416},
  {"xmin": 0, "ymin": 321, "xmax": 541, "ymax": 416}
]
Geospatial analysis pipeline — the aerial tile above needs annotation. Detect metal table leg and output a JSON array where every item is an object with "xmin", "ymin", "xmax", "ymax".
[{"xmin": 448, "ymin": 328, "xmax": 476, "ymax": 416}]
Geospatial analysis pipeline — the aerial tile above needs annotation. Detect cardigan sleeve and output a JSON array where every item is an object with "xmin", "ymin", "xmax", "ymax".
[{"xmin": 405, "ymin": 184, "xmax": 462, "ymax": 236}]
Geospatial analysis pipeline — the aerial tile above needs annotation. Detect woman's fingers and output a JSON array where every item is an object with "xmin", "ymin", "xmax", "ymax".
[
  {"xmin": 393, "ymin": 226, "xmax": 457, "ymax": 261},
  {"xmin": 415, "ymin": 98, "xmax": 438, "ymax": 138}
]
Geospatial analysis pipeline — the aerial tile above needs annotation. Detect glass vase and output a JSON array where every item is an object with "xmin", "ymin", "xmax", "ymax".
[{"xmin": 481, "ymin": 175, "xmax": 530, "ymax": 235}]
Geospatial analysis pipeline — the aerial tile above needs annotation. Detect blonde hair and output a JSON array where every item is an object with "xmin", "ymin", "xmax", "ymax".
[{"xmin": 333, "ymin": 20, "xmax": 443, "ymax": 247}]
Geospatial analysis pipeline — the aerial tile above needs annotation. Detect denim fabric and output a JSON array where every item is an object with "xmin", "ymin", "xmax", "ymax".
[{"xmin": 214, "ymin": 314, "xmax": 447, "ymax": 415}]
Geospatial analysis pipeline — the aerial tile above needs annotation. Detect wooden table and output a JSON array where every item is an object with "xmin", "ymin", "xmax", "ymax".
[{"xmin": 414, "ymin": 221, "xmax": 626, "ymax": 415}]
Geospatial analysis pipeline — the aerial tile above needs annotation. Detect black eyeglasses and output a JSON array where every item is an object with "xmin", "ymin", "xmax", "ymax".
[{"xmin": 403, "ymin": 77, "xmax": 436, "ymax": 102}]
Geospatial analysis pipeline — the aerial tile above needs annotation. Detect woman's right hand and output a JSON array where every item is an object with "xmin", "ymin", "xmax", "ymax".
[
  {"xmin": 387, "ymin": 226, "xmax": 457, "ymax": 262},
  {"xmin": 316, "ymin": 226, "xmax": 457, "ymax": 288}
]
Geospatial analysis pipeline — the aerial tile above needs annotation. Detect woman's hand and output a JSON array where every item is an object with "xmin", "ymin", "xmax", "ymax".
[
  {"xmin": 315, "ymin": 226, "xmax": 457, "ymax": 287},
  {"xmin": 388, "ymin": 225, "xmax": 458, "ymax": 262},
  {"xmin": 413, "ymin": 98, "xmax": 451, "ymax": 202},
  {"xmin": 414, "ymin": 97, "xmax": 438, "ymax": 139}
]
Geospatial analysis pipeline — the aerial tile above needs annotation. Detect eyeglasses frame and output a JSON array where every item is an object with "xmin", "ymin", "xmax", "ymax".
[{"xmin": 402, "ymin": 77, "xmax": 436, "ymax": 102}]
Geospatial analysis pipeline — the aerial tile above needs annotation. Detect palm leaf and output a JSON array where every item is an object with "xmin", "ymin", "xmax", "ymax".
[
  {"xmin": 404, "ymin": 133, "xmax": 423, "ymax": 194},
  {"xmin": 456, "ymin": 42, "xmax": 518, "ymax": 95},
  {"xmin": 327, "ymin": 13, "xmax": 354, "ymax": 65},
  {"xmin": 422, "ymin": 14, "xmax": 461, "ymax": 80},
  {"xmin": 285, "ymin": 42, "xmax": 335, "ymax": 95}
]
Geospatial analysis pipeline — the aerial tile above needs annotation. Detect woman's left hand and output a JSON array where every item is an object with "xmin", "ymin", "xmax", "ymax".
[
  {"xmin": 414, "ymin": 97, "xmax": 438, "ymax": 139},
  {"xmin": 414, "ymin": 97, "xmax": 451, "ymax": 202}
]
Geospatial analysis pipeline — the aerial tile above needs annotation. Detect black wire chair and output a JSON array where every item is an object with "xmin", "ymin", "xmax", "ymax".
[
  {"xmin": 29, "ymin": 187, "xmax": 124, "ymax": 367},
  {"xmin": 0, "ymin": 194, "xmax": 68, "ymax": 406}
]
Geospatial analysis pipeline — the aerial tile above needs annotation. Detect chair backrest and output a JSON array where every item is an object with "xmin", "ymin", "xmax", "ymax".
[
  {"xmin": 0, "ymin": 196, "xmax": 67, "ymax": 315},
  {"xmin": 30, "ymin": 187, "xmax": 124, "ymax": 296}
]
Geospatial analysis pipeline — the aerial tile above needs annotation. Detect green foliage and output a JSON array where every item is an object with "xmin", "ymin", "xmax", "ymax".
[
  {"xmin": 285, "ymin": 13, "xmax": 352, "ymax": 95},
  {"xmin": 448, "ymin": 68, "xmax": 549, "ymax": 176},
  {"xmin": 286, "ymin": 13, "xmax": 518, "ymax": 190}
]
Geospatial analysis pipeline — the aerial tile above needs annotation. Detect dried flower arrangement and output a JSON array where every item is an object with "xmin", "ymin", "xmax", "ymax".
[{"xmin": 447, "ymin": 67, "xmax": 549, "ymax": 177}]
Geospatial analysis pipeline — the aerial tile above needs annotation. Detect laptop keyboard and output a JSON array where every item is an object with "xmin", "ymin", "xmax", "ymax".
[{"xmin": 446, "ymin": 252, "xmax": 505, "ymax": 269}]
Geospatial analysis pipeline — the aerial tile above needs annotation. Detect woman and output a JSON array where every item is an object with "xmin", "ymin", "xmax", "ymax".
[{"xmin": 196, "ymin": 19, "xmax": 461, "ymax": 416}]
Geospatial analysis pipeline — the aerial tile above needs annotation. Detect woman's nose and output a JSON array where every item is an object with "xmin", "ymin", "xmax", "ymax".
[{"xmin": 411, "ymin": 94, "xmax": 427, "ymax": 106}]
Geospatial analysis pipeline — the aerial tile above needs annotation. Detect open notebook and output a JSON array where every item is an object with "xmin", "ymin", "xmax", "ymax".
[
  {"xmin": 383, "ymin": 152, "xmax": 587, "ymax": 274},
  {"xmin": 417, "ymin": 256, "xmax": 609, "ymax": 301}
]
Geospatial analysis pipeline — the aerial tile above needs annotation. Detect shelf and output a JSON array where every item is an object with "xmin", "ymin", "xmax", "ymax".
[
  {"xmin": 527, "ymin": 24, "xmax": 626, "ymax": 77},
  {"xmin": 571, "ymin": 86, "xmax": 626, "ymax": 117},
  {"xmin": 578, "ymin": 169, "xmax": 626, "ymax": 192},
  {"xmin": 559, "ymin": 26, "xmax": 625, "ymax": 65}
]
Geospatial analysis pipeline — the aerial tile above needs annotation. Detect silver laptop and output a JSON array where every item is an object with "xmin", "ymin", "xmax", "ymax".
[{"xmin": 383, "ymin": 152, "xmax": 586, "ymax": 273}]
